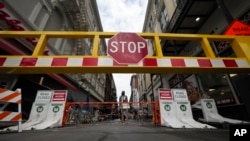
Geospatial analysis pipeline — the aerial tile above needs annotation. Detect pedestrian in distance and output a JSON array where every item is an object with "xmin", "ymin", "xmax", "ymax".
[{"xmin": 119, "ymin": 90, "xmax": 129, "ymax": 122}]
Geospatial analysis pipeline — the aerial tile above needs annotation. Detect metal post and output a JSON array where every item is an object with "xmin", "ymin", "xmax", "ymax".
[
  {"xmin": 18, "ymin": 102, "xmax": 22, "ymax": 132},
  {"xmin": 150, "ymin": 74, "xmax": 154, "ymax": 101},
  {"xmin": 16, "ymin": 88, "xmax": 22, "ymax": 133}
]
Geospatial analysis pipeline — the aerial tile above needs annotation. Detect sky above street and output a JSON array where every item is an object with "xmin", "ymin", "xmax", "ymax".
[
  {"xmin": 97, "ymin": 0, "xmax": 148, "ymax": 32},
  {"xmin": 96, "ymin": 0, "xmax": 148, "ymax": 100}
]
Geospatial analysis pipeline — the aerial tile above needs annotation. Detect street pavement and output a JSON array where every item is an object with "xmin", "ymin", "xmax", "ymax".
[{"xmin": 0, "ymin": 119, "xmax": 229, "ymax": 141}]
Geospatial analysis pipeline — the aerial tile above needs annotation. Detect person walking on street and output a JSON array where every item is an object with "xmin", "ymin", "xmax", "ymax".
[{"xmin": 119, "ymin": 91, "xmax": 128, "ymax": 122}]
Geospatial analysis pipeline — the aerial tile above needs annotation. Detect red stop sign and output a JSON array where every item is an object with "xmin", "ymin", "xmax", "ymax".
[{"xmin": 107, "ymin": 32, "xmax": 148, "ymax": 64}]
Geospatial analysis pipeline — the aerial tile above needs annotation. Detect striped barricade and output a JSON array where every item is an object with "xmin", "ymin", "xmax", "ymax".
[{"xmin": 0, "ymin": 88, "xmax": 22, "ymax": 132}]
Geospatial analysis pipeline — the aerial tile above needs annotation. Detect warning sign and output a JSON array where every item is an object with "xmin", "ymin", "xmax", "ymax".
[
  {"xmin": 172, "ymin": 89, "xmax": 188, "ymax": 101},
  {"xmin": 35, "ymin": 90, "xmax": 53, "ymax": 102},
  {"xmin": 52, "ymin": 90, "xmax": 67, "ymax": 102},
  {"xmin": 158, "ymin": 88, "xmax": 172, "ymax": 100},
  {"xmin": 224, "ymin": 20, "xmax": 250, "ymax": 35}
]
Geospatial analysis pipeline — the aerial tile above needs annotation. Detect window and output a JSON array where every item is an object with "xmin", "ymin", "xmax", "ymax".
[
  {"xmin": 29, "ymin": 2, "xmax": 51, "ymax": 30},
  {"xmin": 92, "ymin": 20, "xmax": 98, "ymax": 31},
  {"xmin": 155, "ymin": 0, "xmax": 159, "ymax": 6},
  {"xmin": 159, "ymin": 8, "xmax": 169, "ymax": 31},
  {"xmin": 149, "ymin": 16, "xmax": 153, "ymax": 28},
  {"xmin": 212, "ymin": 41, "xmax": 236, "ymax": 57},
  {"xmin": 163, "ymin": 8, "xmax": 168, "ymax": 20},
  {"xmin": 196, "ymin": 74, "xmax": 237, "ymax": 106},
  {"xmin": 41, "ymin": 0, "xmax": 53, "ymax": 13},
  {"xmin": 173, "ymin": 0, "xmax": 178, "ymax": 7}
]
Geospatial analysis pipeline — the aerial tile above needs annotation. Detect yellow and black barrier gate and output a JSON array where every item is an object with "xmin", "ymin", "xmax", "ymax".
[{"xmin": 0, "ymin": 31, "xmax": 249, "ymax": 74}]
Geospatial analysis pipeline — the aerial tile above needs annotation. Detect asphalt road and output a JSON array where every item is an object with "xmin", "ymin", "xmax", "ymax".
[{"xmin": 0, "ymin": 120, "xmax": 229, "ymax": 141}]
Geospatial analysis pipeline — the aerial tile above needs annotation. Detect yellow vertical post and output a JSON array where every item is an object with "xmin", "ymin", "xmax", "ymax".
[
  {"xmin": 32, "ymin": 34, "xmax": 48, "ymax": 56},
  {"xmin": 231, "ymin": 36, "xmax": 250, "ymax": 64},
  {"xmin": 200, "ymin": 37, "xmax": 216, "ymax": 58},
  {"xmin": 154, "ymin": 36, "xmax": 163, "ymax": 57},
  {"xmin": 92, "ymin": 34, "xmax": 100, "ymax": 56}
]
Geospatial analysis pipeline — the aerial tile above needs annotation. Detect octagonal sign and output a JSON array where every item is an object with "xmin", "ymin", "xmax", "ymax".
[{"xmin": 107, "ymin": 32, "xmax": 148, "ymax": 64}]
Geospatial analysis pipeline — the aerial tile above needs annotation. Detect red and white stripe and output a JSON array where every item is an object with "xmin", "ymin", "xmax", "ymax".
[
  {"xmin": 0, "ymin": 57, "xmax": 249, "ymax": 68},
  {"xmin": 0, "ymin": 88, "xmax": 22, "ymax": 122},
  {"xmin": 0, "ymin": 111, "xmax": 21, "ymax": 122},
  {"xmin": 0, "ymin": 88, "xmax": 21, "ymax": 104}
]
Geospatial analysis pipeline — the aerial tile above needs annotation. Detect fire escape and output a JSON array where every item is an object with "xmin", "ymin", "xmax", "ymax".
[
  {"xmin": 62, "ymin": 0, "xmax": 88, "ymax": 81},
  {"xmin": 61, "ymin": 0, "xmax": 104, "ymax": 101},
  {"xmin": 62, "ymin": 0, "xmax": 89, "ymax": 55}
]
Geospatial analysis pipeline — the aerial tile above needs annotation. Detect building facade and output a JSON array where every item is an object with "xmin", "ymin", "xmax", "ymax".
[
  {"xmin": 0, "ymin": 0, "xmax": 116, "ymax": 119},
  {"xmin": 141, "ymin": 0, "xmax": 250, "ymax": 120},
  {"xmin": 129, "ymin": 75, "xmax": 139, "ymax": 102},
  {"xmin": 129, "ymin": 75, "xmax": 140, "ymax": 110},
  {"xmin": 104, "ymin": 74, "xmax": 117, "ymax": 102},
  {"xmin": 138, "ymin": 0, "xmax": 177, "ymax": 109}
]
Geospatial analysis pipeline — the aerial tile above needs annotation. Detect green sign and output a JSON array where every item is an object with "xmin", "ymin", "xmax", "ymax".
[
  {"xmin": 164, "ymin": 104, "xmax": 171, "ymax": 111},
  {"xmin": 180, "ymin": 104, "xmax": 187, "ymax": 111},
  {"xmin": 52, "ymin": 103, "xmax": 63, "ymax": 106},
  {"xmin": 206, "ymin": 102, "xmax": 212, "ymax": 109},
  {"xmin": 177, "ymin": 102, "xmax": 188, "ymax": 105},
  {"xmin": 162, "ymin": 102, "xmax": 172, "ymax": 104},
  {"xmin": 53, "ymin": 106, "xmax": 60, "ymax": 113},
  {"xmin": 36, "ymin": 106, "xmax": 44, "ymax": 113},
  {"xmin": 204, "ymin": 100, "xmax": 213, "ymax": 103}
]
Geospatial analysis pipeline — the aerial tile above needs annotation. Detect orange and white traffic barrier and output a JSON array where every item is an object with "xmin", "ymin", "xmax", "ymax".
[{"xmin": 0, "ymin": 88, "xmax": 22, "ymax": 132}]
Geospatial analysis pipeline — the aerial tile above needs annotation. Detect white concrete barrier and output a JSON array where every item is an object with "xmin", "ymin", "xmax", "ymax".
[
  {"xmin": 161, "ymin": 100, "xmax": 192, "ymax": 128},
  {"xmin": 200, "ymin": 99, "xmax": 248, "ymax": 124},
  {"xmin": 175, "ymin": 101, "xmax": 215, "ymax": 129},
  {"xmin": 30, "ymin": 90, "xmax": 67, "ymax": 130},
  {"xmin": 158, "ymin": 89, "xmax": 192, "ymax": 128}
]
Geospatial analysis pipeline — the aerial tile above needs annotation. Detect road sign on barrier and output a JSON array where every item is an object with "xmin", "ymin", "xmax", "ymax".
[
  {"xmin": 107, "ymin": 32, "xmax": 148, "ymax": 64},
  {"xmin": 172, "ymin": 89, "xmax": 189, "ymax": 101},
  {"xmin": 52, "ymin": 90, "xmax": 67, "ymax": 102},
  {"xmin": 159, "ymin": 89, "xmax": 172, "ymax": 100}
]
